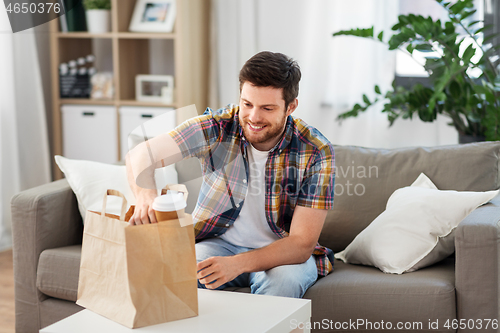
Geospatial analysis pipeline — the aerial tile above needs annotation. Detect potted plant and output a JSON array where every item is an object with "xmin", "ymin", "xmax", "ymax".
[
  {"xmin": 333, "ymin": 0, "xmax": 500, "ymax": 142},
  {"xmin": 83, "ymin": 0, "xmax": 111, "ymax": 33}
]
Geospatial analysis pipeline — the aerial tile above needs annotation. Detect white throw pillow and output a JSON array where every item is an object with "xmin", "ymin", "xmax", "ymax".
[
  {"xmin": 335, "ymin": 173, "xmax": 499, "ymax": 274},
  {"xmin": 54, "ymin": 156, "xmax": 178, "ymax": 221}
]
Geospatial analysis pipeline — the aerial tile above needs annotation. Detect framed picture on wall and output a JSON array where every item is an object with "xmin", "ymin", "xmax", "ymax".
[
  {"xmin": 136, "ymin": 75, "xmax": 174, "ymax": 104},
  {"xmin": 129, "ymin": 0, "xmax": 176, "ymax": 33}
]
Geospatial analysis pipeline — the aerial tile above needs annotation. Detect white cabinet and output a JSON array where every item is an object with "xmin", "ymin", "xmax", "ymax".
[
  {"xmin": 119, "ymin": 106, "xmax": 176, "ymax": 160},
  {"xmin": 61, "ymin": 105, "xmax": 118, "ymax": 164}
]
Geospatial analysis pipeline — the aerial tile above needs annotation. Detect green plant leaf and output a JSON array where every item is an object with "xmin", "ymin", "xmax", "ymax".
[
  {"xmin": 388, "ymin": 28, "xmax": 418, "ymax": 50},
  {"xmin": 332, "ymin": 27, "xmax": 374, "ymax": 38},
  {"xmin": 375, "ymin": 85, "xmax": 381, "ymax": 94},
  {"xmin": 415, "ymin": 43, "xmax": 434, "ymax": 51},
  {"xmin": 468, "ymin": 20, "xmax": 481, "ymax": 28},
  {"xmin": 462, "ymin": 43, "xmax": 476, "ymax": 64},
  {"xmin": 83, "ymin": 0, "xmax": 111, "ymax": 10},
  {"xmin": 473, "ymin": 84, "xmax": 488, "ymax": 95},
  {"xmin": 398, "ymin": 15, "xmax": 409, "ymax": 25},
  {"xmin": 352, "ymin": 103, "xmax": 363, "ymax": 112},
  {"xmin": 444, "ymin": 21, "xmax": 455, "ymax": 34},
  {"xmin": 449, "ymin": 80, "xmax": 462, "ymax": 99},
  {"xmin": 460, "ymin": 9, "xmax": 477, "ymax": 21},
  {"xmin": 449, "ymin": 1, "xmax": 468, "ymax": 15},
  {"xmin": 362, "ymin": 94, "xmax": 371, "ymax": 105},
  {"xmin": 377, "ymin": 31, "xmax": 384, "ymax": 42},
  {"xmin": 337, "ymin": 103, "xmax": 370, "ymax": 122}
]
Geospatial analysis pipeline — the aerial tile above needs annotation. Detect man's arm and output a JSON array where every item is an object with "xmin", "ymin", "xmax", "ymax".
[
  {"xmin": 197, "ymin": 205, "xmax": 327, "ymax": 289},
  {"xmin": 126, "ymin": 133, "xmax": 183, "ymax": 225}
]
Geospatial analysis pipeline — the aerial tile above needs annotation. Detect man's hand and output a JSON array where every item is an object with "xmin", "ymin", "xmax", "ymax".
[
  {"xmin": 128, "ymin": 189, "xmax": 158, "ymax": 225},
  {"xmin": 197, "ymin": 256, "xmax": 242, "ymax": 289},
  {"xmin": 125, "ymin": 131, "xmax": 184, "ymax": 225}
]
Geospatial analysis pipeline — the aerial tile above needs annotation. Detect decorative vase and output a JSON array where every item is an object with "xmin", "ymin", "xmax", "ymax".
[
  {"xmin": 85, "ymin": 9, "xmax": 111, "ymax": 33},
  {"xmin": 458, "ymin": 134, "xmax": 486, "ymax": 144}
]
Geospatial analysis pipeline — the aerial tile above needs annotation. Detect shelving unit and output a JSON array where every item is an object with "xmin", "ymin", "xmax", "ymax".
[{"xmin": 49, "ymin": 0, "xmax": 209, "ymax": 180}]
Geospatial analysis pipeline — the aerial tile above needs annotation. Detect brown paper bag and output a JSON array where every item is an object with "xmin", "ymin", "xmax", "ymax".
[{"xmin": 76, "ymin": 187, "xmax": 198, "ymax": 328}]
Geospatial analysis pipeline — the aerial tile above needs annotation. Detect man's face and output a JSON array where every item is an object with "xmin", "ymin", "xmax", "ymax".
[{"xmin": 239, "ymin": 82, "xmax": 297, "ymax": 151}]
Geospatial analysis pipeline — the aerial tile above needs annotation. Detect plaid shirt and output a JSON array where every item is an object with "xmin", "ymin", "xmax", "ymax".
[{"xmin": 169, "ymin": 105, "xmax": 335, "ymax": 276}]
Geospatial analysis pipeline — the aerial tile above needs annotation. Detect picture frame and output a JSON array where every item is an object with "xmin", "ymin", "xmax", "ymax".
[
  {"xmin": 129, "ymin": 0, "xmax": 176, "ymax": 33},
  {"xmin": 135, "ymin": 75, "xmax": 174, "ymax": 104}
]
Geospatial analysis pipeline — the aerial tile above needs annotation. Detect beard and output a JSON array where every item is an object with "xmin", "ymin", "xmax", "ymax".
[{"xmin": 239, "ymin": 114, "xmax": 288, "ymax": 149}]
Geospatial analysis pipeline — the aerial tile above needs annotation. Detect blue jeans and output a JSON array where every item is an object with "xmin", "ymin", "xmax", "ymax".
[{"xmin": 195, "ymin": 238, "xmax": 318, "ymax": 298}]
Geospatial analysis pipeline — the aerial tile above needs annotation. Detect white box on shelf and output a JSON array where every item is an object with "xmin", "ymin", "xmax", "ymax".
[
  {"xmin": 61, "ymin": 105, "xmax": 118, "ymax": 164},
  {"xmin": 135, "ymin": 75, "xmax": 174, "ymax": 104},
  {"xmin": 119, "ymin": 106, "xmax": 176, "ymax": 160}
]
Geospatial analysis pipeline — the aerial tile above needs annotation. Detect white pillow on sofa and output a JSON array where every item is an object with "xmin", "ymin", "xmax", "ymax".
[
  {"xmin": 54, "ymin": 156, "xmax": 178, "ymax": 220},
  {"xmin": 335, "ymin": 173, "xmax": 499, "ymax": 274}
]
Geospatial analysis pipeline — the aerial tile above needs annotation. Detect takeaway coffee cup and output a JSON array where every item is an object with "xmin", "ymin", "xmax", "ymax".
[{"xmin": 152, "ymin": 190, "xmax": 187, "ymax": 221}]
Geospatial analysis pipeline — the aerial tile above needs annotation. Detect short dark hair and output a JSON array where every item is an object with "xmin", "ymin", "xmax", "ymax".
[{"xmin": 239, "ymin": 51, "xmax": 301, "ymax": 110}]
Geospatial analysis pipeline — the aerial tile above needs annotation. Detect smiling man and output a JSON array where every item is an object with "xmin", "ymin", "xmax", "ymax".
[{"xmin": 126, "ymin": 51, "xmax": 335, "ymax": 298}]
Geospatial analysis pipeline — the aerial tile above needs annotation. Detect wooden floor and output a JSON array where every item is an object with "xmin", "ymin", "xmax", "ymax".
[{"xmin": 0, "ymin": 249, "xmax": 15, "ymax": 333}]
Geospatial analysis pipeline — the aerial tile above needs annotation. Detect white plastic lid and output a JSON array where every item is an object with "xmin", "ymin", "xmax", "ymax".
[{"xmin": 152, "ymin": 191, "xmax": 186, "ymax": 212}]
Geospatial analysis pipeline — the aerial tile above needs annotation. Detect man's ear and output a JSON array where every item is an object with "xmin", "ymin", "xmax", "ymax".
[{"xmin": 286, "ymin": 98, "xmax": 298, "ymax": 116}]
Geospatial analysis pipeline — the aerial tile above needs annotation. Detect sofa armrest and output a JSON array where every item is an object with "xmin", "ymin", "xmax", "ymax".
[
  {"xmin": 455, "ymin": 194, "xmax": 500, "ymax": 332},
  {"xmin": 11, "ymin": 178, "xmax": 82, "ymax": 332}
]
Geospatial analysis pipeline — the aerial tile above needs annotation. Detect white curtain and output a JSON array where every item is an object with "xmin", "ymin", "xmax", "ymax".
[
  {"xmin": 210, "ymin": 0, "xmax": 458, "ymax": 148},
  {"xmin": 0, "ymin": 7, "xmax": 51, "ymax": 251}
]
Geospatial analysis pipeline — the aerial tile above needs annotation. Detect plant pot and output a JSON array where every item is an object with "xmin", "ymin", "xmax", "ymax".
[
  {"xmin": 85, "ymin": 9, "xmax": 111, "ymax": 33},
  {"xmin": 458, "ymin": 134, "xmax": 486, "ymax": 144}
]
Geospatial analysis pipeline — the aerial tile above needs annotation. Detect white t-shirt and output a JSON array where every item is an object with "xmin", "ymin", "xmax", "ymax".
[{"xmin": 220, "ymin": 144, "xmax": 280, "ymax": 248}]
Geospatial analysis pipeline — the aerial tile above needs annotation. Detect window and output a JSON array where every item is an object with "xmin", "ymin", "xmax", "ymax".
[{"xmin": 395, "ymin": 0, "xmax": 485, "ymax": 87}]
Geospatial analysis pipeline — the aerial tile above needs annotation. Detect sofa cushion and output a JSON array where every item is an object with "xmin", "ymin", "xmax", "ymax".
[
  {"xmin": 54, "ymin": 156, "xmax": 178, "ymax": 220},
  {"xmin": 321, "ymin": 142, "xmax": 500, "ymax": 253},
  {"xmin": 37, "ymin": 245, "xmax": 82, "ymax": 301},
  {"xmin": 304, "ymin": 259, "xmax": 456, "ymax": 332},
  {"xmin": 335, "ymin": 173, "xmax": 499, "ymax": 274}
]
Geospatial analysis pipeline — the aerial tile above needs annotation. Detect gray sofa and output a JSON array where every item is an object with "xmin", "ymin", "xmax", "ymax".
[{"xmin": 11, "ymin": 142, "xmax": 500, "ymax": 332}]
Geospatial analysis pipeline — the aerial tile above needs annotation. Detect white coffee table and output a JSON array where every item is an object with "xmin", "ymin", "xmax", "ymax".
[{"xmin": 40, "ymin": 289, "xmax": 311, "ymax": 333}]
